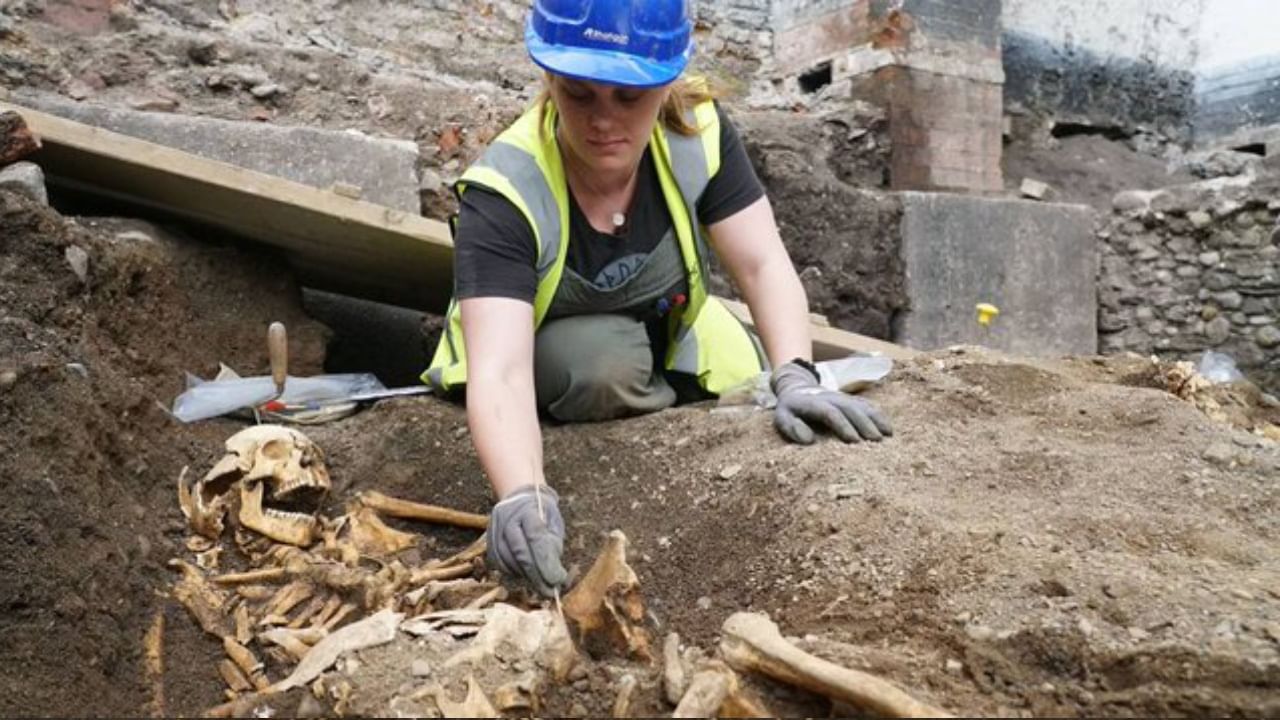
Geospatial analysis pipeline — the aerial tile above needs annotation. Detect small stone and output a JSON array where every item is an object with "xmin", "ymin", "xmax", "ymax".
[
  {"xmin": 1201, "ymin": 305, "xmax": 1219, "ymax": 321},
  {"xmin": 305, "ymin": 72, "xmax": 322, "ymax": 84},
  {"xmin": 966, "ymin": 624, "xmax": 995, "ymax": 642},
  {"xmin": 1020, "ymin": 178, "xmax": 1051, "ymax": 200},
  {"xmin": 944, "ymin": 659, "xmax": 963, "ymax": 675},
  {"xmin": 1213, "ymin": 291, "xmax": 1243, "ymax": 310},
  {"xmin": 1206, "ymin": 317, "xmax": 1231, "ymax": 345},
  {"xmin": 1264, "ymin": 623, "xmax": 1280, "ymax": 643},
  {"xmin": 1256, "ymin": 325, "xmax": 1280, "ymax": 349},
  {"xmin": 1127, "ymin": 626, "xmax": 1150, "ymax": 641},
  {"xmin": 719, "ymin": 464, "xmax": 742, "ymax": 480},
  {"xmin": 411, "ymin": 659, "xmax": 431, "ymax": 677},
  {"xmin": 1230, "ymin": 588, "xmax": 1255, "ymax": 601},
  {"xmin": 1078, "ymin": 618, "xmax": 1095, "ymax": 637},
  {"xmin": 0, "ymin": 370, "xmax": 16, "ymax": 390},
  {"xmin": 828, "ymin": 483, "xmax": 862, "ymax": 499},
  {"xmin": 696, "ymin": 596, "xmax": 712, "ymax": 611},
  {"xmin": 1188, "ymin": 210, "xmax": 1213, "ymax": 229},
  {"xmin": 567, "ymin": 664, "xmax": 589, "ymax": 682},
  {"xmin": 1199, "ymin": 251, "xmax": 1221, "ymax": 266},
  {"xmin": 1040, "ymin": 682, "xmax": 1056, "ymax": 694},
  {"xmin": 569, "ymin": 703, "xmax": 589, "ymax": 717},
  {"xmin": 954, "ymin": 611, "xmax": 972, "ymax": 624},
  {"xmin": 65, "ymin": 363, "xmax": 88, "ymax": 378},
  {"xmin": 1203, "ymin": 442, "xmax": 1235, "ymax": 466},
  {"xmin": 65, "ymin": 246, "xmax": 89, "ymax": 284},
  {"xmin": 806, "ymin": 503, "xmax": 819, "ymax": 514},
  {"xmin": 250, "ymin": 82, "xmax": 282, "ymax": 99},
  {"xmin": 1113, "ymin": 191, "xmax": 1150, "ymax": 213},
  {"xmin": 0, "ymin": 162, "xmax": 48, "ymax": 205}
]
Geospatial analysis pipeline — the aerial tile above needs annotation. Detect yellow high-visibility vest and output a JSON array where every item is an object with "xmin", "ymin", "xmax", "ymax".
[{"xmin": 424, "ymin": 88, "xmax": 763, "ymax": 396}]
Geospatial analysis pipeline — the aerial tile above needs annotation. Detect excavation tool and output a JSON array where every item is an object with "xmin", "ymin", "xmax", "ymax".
[
  {"xmin": 255, "ymin": 321, "xmax": 288, "ymax": 423},
  {"xmin": 268, "ymin": 321, "xmax": 288, "ymax": 402}
]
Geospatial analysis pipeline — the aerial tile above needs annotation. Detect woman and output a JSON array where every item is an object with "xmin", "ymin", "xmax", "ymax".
[{"xmin": 424, "ymin": 0, "xmax": 892, "ymax": 597}]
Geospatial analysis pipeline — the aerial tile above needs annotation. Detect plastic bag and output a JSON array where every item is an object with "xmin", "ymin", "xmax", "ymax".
[
  {"xmin": 172, "ymin": 371, "xmax": 385, "ymax": 423},
  {"xmin": 1197, "ymin": 350, "xmax": 1243, "ymax": 384},
  {"xmin": 716, "ymin": 353, "xmax": 895, "ymax": 409}
]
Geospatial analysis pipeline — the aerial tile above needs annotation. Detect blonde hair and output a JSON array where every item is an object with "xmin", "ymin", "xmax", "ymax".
[{"xmin": 537, "ymin": 75, "xmax": 715, "ymax": 138}]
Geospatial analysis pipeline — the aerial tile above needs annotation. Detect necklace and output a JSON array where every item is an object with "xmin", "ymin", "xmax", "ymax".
[{"xmin": 611, "ymin": 212, "xmax": 626, "ymax": 230}]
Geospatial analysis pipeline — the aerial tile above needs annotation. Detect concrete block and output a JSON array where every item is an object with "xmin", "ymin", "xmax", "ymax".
[
  {"xmin": 10, "ymin": 91, "xmax": 420, "ymax": 212},
  {"xmin": 0, "ymin": 161, "xmax": 48, "ymax": 205},
  {"xmin": 896, "ymin": 193, "xmax": 1097, "ymax": 355}
]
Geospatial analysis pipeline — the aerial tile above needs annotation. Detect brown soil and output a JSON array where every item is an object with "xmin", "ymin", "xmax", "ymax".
[{"xmin": 4, "ymin": 189, "xmax": 1279, "ymax": 717}]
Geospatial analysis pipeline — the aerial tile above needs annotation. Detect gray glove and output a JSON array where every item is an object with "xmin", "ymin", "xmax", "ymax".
[
  {"xmin": 771, "ymin": 360, "xmax": 893, "ymax": 444},
  {"xmin": 486, "ymin": 484, "xmax": 568, "ymax": 597}
]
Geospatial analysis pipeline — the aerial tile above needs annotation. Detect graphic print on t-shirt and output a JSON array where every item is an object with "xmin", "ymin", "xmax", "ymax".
[{"xmin": 592, "ymin": 253, "xmax": 648, "ymax": 290}]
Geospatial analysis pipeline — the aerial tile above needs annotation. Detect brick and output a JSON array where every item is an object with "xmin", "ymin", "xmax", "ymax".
[{"xmin": 774, "ymin": 1, "xmax": 871, "ymax": 75}]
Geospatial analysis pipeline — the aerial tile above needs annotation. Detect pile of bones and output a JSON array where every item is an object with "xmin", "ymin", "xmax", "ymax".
[{"xmin": 159, "ymin": 424, "xmax": 949, "ymax": 718}]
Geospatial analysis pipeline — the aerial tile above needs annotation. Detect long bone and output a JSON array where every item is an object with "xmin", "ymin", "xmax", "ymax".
[
  {"xmin": 720, "ymin": 612, "xmax": 952, "ymax": 719},
  {"xmin": 357, "ymin": 490, "xmax": 488, "ymax": 530}
]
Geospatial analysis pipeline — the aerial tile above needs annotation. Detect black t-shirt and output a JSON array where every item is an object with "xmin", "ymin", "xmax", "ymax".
[{"xmin": 453, "ymin": 104, "xmax": 764, "ymax": 303}]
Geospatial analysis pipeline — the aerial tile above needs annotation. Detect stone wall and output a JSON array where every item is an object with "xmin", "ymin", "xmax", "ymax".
[{"xmin": 1100, "ymin": 174, "xmax": 1280, "ymax": 391}]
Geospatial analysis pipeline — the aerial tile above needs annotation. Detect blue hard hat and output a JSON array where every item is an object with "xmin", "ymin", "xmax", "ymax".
[{"xmin": 525, "ymin": 0, "xmax": 694, "ymax": 88}]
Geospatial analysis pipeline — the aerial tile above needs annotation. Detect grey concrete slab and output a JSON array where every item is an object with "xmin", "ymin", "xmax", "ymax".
[
  {"xmin": 12, "ymin": 91, "xmax": 420, "ymax": 212},
  {"xmin": 896, "ymin": 192, "xmax": 1097, "ymax": 356}
]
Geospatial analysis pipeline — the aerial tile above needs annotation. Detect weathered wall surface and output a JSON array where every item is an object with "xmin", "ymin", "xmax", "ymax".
[
  {"xmin": 1194, "ymin": 0, "xmax": 1280, "ymax": 148},
  {"xmin": 1100, "ymin": 175, "xmax": 1280, "ymax": 391},
  {"xmin": 1002, "ymin": 0, "xmax": 1204, "ymax": 140}
]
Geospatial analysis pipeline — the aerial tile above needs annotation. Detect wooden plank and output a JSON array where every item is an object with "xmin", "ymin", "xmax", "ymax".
[
  {"xmin": 1, "ymin": 101, "xmax": 455, "ymax": 312},
  {"xmin": 718, "ymin": 298, "xmax": 918, "ymax": 361}
]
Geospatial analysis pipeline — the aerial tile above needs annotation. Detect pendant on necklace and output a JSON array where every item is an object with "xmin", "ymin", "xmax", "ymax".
[{"xmin": 612, "ymin": 212, "xmax": 626, "ymax": 230}]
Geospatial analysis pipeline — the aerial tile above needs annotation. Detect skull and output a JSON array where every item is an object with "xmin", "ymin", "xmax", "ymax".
[{"xmin": 192, "ymin": 425, "xmax": 332, "ymax": 546}]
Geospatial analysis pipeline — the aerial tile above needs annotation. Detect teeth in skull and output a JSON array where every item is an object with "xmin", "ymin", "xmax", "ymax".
[{"xmin": 265, "ymin": 508, "xmax": 312, "ymax": 522}]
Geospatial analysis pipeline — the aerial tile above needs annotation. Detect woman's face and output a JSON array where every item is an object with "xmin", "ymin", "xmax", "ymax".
[{"xmin": 549, "ymin": 75, "xmax": 670, "ymax": 176}]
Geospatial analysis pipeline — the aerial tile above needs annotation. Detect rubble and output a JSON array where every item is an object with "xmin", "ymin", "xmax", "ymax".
[{"xmin": 0, "ymin": 161, "xmax": 47, "ymax": 205}]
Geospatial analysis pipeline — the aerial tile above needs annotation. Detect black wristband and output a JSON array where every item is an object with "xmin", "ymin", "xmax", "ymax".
[{"xmin": 787, "ymin": 357, "xmax": 820, "ymax": 382}]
